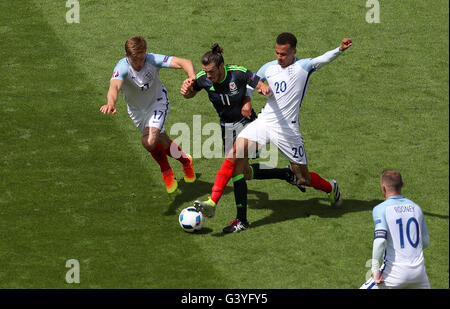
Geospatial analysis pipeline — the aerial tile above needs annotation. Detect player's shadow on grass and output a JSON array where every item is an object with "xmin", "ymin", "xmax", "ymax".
[
  {"xmin": 210, "ymin": 196, "xmax": 384, "ymax": 237},
  {"xmin": 246, "ymin": 198, "xmax": 450, "ymax": 231},
  {"xmin": 166, "ymin": 174, "xmax": 449, "ymax": 236},
  {"xmin": 423, "ymin": 211, "xmax": 449, "ymax": 220},
  {"xmin": 164, "ymin": 173, "xmax": 269, "ymax": 217},
  {"xmin": 247, "ymin": 197, "xmax": 384, "ymax": 230}
]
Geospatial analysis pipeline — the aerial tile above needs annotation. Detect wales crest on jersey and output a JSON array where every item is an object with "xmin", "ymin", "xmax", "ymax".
[{"xmin": 229, "ymin": 81, "xmax": 238, "ymax": 95}]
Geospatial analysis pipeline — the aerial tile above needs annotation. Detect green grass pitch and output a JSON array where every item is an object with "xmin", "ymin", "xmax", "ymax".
[{"xmin": 0, "ymin": 0, "xmax": 448, "ymax": 289}]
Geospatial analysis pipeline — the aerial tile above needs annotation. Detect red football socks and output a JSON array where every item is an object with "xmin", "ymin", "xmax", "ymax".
[
  {"xmin": 309, "ymin": 172, "xmax": 332, "ymax": 193},
  {"xmin": 150, "ymin": 142, "xmax": 171, "ymax": 173},
  {"xmin": 211, "ymin": 159, "xmax": 237, "ymax": 204},
  {"xmin": 165, "ymin": 140, "xmax": 191, "ymax": 166}
]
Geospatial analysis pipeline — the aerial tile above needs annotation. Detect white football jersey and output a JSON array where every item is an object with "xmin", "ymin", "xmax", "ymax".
[
  {"xmin": 256, "ymin": 59, "xmax": 311, "ymax": 129},
  {"xmin": 111, "ymin": 53, "xmax": 172, "ymax": 113},
  {"xmin": 255, "ymin": 47, "xmax": 341, "ymax": 130},
  {"xmin": 373, "ymin": 196, "xmax": 428, "ymax": 266}
]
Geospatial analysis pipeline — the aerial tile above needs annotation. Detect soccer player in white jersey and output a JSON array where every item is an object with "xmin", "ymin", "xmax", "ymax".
[
  {"xmin": 194, "ymin": 33, "xmax": 351, "ymax": 225},
  {"xmin": 361, "ymin": 169, "xmax": 430, "ymax": 289},
  {"xmin": 181, "ymin": 44, "xmax": 304, "ymax": 233},
  {"xmin": 100, "ymin": 36, "xmax": 197, "ymax": 193}
]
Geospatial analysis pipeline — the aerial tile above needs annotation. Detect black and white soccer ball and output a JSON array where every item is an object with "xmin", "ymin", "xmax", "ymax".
[{"xmin": 178, "ymin": 206, "xmax": 204, "ymax": 233}]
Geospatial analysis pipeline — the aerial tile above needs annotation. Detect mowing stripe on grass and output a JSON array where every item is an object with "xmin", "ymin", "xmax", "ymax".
[{"xmin": 0, "ymin": 0, "xmax": 219, "ymax": 288}]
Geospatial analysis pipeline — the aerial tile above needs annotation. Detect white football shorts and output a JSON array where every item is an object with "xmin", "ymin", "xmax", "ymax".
[
  {"xmin": 360, "ymin": 262, "xmax": 430, "ymax": 289},
  {"xmin": 127, "ymin": 94, "xmax": 170, "ymax": 133},
  {"xmin": 237, "ymin": 117, "xmax": 307, "ymax": 164}
]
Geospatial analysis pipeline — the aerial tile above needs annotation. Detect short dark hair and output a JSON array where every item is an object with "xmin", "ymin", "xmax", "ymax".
[
  {"xmin": 201, "ymin": 43, "xmax": 224, "ymax": 67},
  {"xmin": 381, "ymin": 169, "xmax": 404, "ymax": 192},
  {"xmin": 276, "ymin": 32, "xmax": 297, "ymax": 48}
]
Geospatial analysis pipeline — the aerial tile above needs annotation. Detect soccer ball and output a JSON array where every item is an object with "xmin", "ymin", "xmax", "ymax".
[{"xmin": 178, "ymin": 206, "xmax": 204, "ymax": 232}]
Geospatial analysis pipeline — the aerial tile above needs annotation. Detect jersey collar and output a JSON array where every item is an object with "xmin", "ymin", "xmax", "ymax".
[
  {"xmin": 217, "ymin": 64, "xmax": 228, "ymax": 84},
  {"xmin": 387, "ymin": 195, "xmax": 404, "ymax": 200}
]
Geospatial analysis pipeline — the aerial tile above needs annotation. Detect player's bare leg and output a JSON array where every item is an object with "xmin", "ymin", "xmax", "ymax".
[
  {"xmin": 157, "ymin": 131, "xmax": 170, "ymax": 149},
  {"xmin": 243, "ymin": 159, "xmax": 252, "ymax": 180},
  {"xmin": 142, "ymin": 127, "xmax": 178, "ymax": 193},
  {"xmin": 142, "ymin": 126, "xmax": 161, "ymax": 152}
]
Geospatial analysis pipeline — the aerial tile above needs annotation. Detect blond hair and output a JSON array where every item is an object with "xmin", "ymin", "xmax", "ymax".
[{"xmin": 125, "ymin": 36, "xmax": 147, "ymax": 58}]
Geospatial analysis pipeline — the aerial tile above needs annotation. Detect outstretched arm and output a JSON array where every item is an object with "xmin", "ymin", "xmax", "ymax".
[
  {"xmin": 169, "ymin": 56, "xmax": 196, "ymax": 80},
  {"xmin": 169, "ymin": 57, "xmax": 197, "ymax": 98},
  {"xmin": 310, "ymin": 38, "xmax": 352, "ymax": 71}
]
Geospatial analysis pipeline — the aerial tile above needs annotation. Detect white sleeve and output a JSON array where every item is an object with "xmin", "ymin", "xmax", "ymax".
[
  {"xmin": 111, "ymin": 58, "xmax": 129, "ymax": 81},
  {"xmin": 371, "ymin": 237, "xmax": 387, "ymax": 272},
  {"xmin": 147, "ymin": 53, "xmax": 172, "ymax": 68},
  {"xmin": 245, "ymin": 60, "xmax": 277, "ymax": 98},
  {"xmin": 421, "ymin": 215, "xmax": 430, "ymax": 249},
  {"xmin": 309, "ymin": 47, "xmax": 342, "ymax": 71}
]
